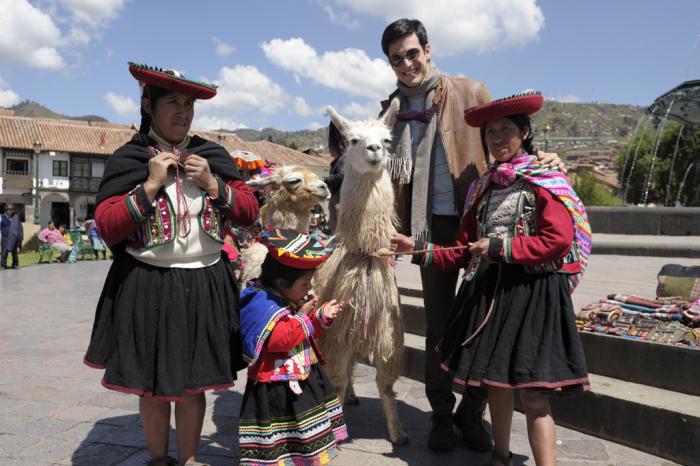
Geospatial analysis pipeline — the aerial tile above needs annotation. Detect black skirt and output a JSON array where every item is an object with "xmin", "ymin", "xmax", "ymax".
[
  {"xmin": 239, "ymin": 364, "xmax": 348, "ymax": 465},
  {"xmin": 84, "ymin": 252, "xmax": 244, "ymax": 400},
  {"xmin": 439, "ymin": 263, "xmax": 589, "ymax": 393}
]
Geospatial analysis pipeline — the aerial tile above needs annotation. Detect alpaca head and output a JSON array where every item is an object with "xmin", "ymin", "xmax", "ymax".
[
  {"xmin": 247, "ymin": 165, "xmax": 330, "ymax": 213},
  {"xmin": 326, "ymin": 100, "xmax": 398, "ymax": 175}
]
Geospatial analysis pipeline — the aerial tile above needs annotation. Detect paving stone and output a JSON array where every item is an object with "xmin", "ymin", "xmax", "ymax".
[
  {"xmin": 66, "ymin": 442, "xmax": 140, "ymax": 465},
  {"xmin": 0, "ymin": 260, "xmax": 685, "ymax": 466},
  {"xmin": 11, "ymin": 437, "xmax": 83, "ymax": 463}
]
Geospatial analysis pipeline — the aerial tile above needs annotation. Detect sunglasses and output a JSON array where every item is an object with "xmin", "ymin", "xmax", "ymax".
[{"xmin": 388, "ymin": 48, "xmax": 421, "ymax": 67}]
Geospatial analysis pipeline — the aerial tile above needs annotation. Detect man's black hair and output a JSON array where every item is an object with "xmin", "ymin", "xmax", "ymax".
[{"xmin": 381, "ymin": 18, "xmax": 429, "ymax": 57}]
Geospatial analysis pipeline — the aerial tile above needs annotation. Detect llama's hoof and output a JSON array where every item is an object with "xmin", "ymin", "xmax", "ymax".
[
  {"xmin": 344, "ymin": 394, "xmax": 360, "ymax": 406},
  {"xmin": 390, "ymin": 430, "xmax": 410, "ymax": 445}
]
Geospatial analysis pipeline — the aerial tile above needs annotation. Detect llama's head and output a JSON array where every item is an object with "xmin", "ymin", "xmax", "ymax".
[
  {"xmin": 326, "ymin": 99, "xmax": 398, "ymax": 175},
  {"xmin": 247, "ymin": 165, "xmax": 330, "ymax": 212}
]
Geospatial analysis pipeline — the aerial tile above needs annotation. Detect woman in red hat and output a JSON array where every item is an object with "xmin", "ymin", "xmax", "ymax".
[
  {"xmin": 392, "ymin": 92, "xmax": 591, "ymax": 466},
  {"xmin": 84, "ymin": 63, "xmax": 259, "ymax": 466}
]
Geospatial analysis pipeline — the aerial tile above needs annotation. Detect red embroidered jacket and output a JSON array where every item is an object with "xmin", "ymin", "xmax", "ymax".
[
  {"xmin": 96, "ymin": 179, "xmax": 258, "ymax": 247},
  {"xmin": 419, "ymin": 184, "xmax": 580, "ymax": 274},
  {"xmin": 247, "ymin": 309, "xmax": 329, "ymax": 383}
]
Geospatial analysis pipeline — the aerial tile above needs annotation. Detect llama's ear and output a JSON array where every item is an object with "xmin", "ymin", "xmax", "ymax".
[
  {"xmin": 379, "ymin": 97, "xmax": 399, "ymax": 128},
  {"xmin": 246, "ymin": 175, "xmax": 279, "ymax": 191},
  {"xmin": 325, "ymin": 106, "xmax": 349, "ymax": 136}
]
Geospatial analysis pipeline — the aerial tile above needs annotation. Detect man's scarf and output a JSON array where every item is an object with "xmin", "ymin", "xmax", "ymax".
[
  {"xmin": 389, "ymin": 63, "xmax": 441, "ymax": 242},
  {"xmin": 96, "ymin": 132, "xmax": 241, "ymax": 205},
  {"xmin": 463, "ymin": 153, "xmax": 592, "ymax": 291}
]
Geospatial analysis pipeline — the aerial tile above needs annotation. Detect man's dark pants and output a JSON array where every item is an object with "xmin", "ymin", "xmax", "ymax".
[
  {"xmin": 421, "ymin": 215, "xmax": 487, "ymax": 419},
  {"xmin": 1, "ymin": 237, "xmax": 19, "ymax": 268}
]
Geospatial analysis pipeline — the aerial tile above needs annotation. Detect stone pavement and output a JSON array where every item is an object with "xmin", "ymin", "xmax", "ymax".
[{"xmin": 0, "ymin": 257, "xmax": 691, "ymax": 466}]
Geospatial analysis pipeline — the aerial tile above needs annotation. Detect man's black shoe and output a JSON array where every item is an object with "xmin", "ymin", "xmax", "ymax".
[
  {"xmin": 453, "ymin": 409, "xmax": 491, "ymax": 452},
  {"xmin": 428, "ymin": 414, "xmax": 455, "ymax": 451}
]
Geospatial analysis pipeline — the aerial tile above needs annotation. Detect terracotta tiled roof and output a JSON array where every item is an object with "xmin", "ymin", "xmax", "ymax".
[
  {"xmin": 0, "ymin": 116, "xmax": 330, "ymax": 167},
  {"xmin": 0, "ymin": 108, "xmax": 15, "ymax": 117}
]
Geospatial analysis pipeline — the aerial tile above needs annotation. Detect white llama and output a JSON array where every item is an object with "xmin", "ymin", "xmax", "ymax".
[
  {"xmin": 314, "ymin": 101, "xmax": 408, "ymax": 444},
  {"xmin": 239, "ymin": 165, "xmax": 330, "ymax": 285}
]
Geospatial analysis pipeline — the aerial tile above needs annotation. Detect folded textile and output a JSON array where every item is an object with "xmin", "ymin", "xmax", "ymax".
[{"xmin": 608, "ymin": 294, "xmax": 664, "ymax": 308}]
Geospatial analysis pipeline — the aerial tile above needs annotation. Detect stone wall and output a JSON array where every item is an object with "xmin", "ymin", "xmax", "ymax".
[{"xmin": 588, "ymin": 207, "xmax": 700, "ymax": 235}]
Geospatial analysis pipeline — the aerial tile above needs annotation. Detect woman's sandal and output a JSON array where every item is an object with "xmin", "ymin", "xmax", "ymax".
[
  {"xmin": 483, "ymin": 451, "xmax": 513, "ymax": 466},
  {"xmin": 144, "ymin": 456, "xmax": 177, "ymax": 466}
]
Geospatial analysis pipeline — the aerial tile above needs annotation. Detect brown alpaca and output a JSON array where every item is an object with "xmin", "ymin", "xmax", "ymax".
[
  {"xmin": 239, "ymin": 165, "xmax": 330, "ymax": 284},
  {"xmin": 313, "ymin": 101, "xmax": 409, "ymax": 444}
]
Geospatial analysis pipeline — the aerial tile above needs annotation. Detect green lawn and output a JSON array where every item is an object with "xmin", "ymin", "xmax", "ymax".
[{"xmin": 13, "ymin": 250, "xmax": 110, "ymax": 268}]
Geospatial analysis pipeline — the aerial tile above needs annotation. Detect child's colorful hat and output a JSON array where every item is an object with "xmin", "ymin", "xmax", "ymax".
[
  {"xmin": 128, "ymin": 62, "xmax": 218, "ymax": 100},
  {"xmin": 464, "ymin": 91, "xmax": 543, "ymax": 128},
  {"xmin": 260, "ymin": 228, "xmax": 333, "ymax": 269}
]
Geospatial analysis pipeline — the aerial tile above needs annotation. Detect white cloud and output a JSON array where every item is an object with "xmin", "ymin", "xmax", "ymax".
[
  {"xmin": 192, "ymin": 114, "xmax": 247, "ymax": 132},
  {"xmin": 104, "ymin": 92, "xmax": 138, "ymax": 118},
  {"xmin": 549, "ymin": 95, "xmax": 581, "ymax": 103},
  {"xmin": 201, "ymin": 65, "xmax": 289, "ymax": 114},
  {"xmin": 308, "ymin": 122, "xmax": 324, "ymax": 130},
  {"xmin": 317, "ymin": 0, "xmax": 360, "ymax": 29},
  {"xmin": 340, "ymin": 101, "xmax": 381, "ymax": 119},
  {"xmin": 194, "ymin": 65, "xmax": 289, "ymax": 130},
  {"xmin": 59, "ymin": 0, "xmax": 126, "ymax": 26},
  {"xmin": 261, "ymin": 38, "xmax": 395, "ymax": 100},
  {"xmin": 64, "ymin": 27, "xmax": 91, "ymax": 46},
  {"xmin": 212, "ymin": 37, "xmax": 235, "ymax": 57},
  {"xmin": 0, "ymin": 89, "xmax": 20, "ymax": 107},
  {"xmin": 334, "ymin": 0, "xmax": 544, "ymax": 55},
  {"xmin": 294, "ymin": 97, "xmax": 320, "ymax": 117},
  {"xmin": 0, "ymin": 0, "xmax": 66, "ymax": 69}
]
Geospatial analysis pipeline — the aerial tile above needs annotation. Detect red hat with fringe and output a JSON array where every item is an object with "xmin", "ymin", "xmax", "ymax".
[
  {"xmin": 128, "ymin": 62, "xmax": 217, "ymax": 100},
  {"xmin": 260, "ymin": 228, "xmax": 333, "ymax": 270},
  {"xmin": 464, "ymin": 91, "xmax": 543, "ymax": 127}
]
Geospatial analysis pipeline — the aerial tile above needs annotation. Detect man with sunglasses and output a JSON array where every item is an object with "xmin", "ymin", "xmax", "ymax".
[{"xmin": 380, "ymin": 18, "xmax": 562, "ymax": 453}]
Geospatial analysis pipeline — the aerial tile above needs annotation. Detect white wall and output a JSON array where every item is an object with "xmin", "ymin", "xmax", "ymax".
[{"xmin": 39, "ymin": 151, "xmax": 70, "ymax": 190}]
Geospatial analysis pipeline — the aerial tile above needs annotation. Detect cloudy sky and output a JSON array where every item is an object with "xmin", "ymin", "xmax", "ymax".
[{"xmin": 1, "ymin": 0, "xmax": 698, "ymax": 131}]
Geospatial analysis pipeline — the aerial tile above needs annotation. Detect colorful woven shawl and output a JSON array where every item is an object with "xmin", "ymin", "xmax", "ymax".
[{"xmin": 463, "ymin": 153, "xmax": 592, "ymax": 291}]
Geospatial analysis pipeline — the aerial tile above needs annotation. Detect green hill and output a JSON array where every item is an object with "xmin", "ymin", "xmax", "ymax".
[{"xmin": 8, "ymin": 100, "xmax": 109, "ymax": 122}]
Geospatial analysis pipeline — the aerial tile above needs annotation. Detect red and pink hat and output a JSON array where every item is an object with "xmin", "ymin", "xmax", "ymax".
[
  {"xmin": 464, "ymin": 91, "xmax": 543, "ymax": 128},
  {"xmin": 128, "ymin": 62, "xmax": 217, "ymax": 100}
]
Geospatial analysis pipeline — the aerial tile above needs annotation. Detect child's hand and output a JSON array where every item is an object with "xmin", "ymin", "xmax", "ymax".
[
  {"xmin": 300, "ymin": 297, "xmax": 318, "ymax": 315},
  {"xmin": 468, "ymin": 238, "xmax": 491, "ymax": 259},
  {"xmin": 320, "ymin": 299, "xmax": 343, "ymax": 320}
]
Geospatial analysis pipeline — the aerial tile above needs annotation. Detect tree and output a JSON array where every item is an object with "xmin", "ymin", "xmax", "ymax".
[
  {"xmin": 572, "ymin": 169, "xmax": 619, "ymax": 206},
  {"xmin": 617, "ymin": 121, "xmax": 700, "ymax": 206}
]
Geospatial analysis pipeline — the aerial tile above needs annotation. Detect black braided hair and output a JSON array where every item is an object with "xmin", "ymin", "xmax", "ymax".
[{"xmin": 138, "ymin": 84, "xmax": 175, "ymax": 134}]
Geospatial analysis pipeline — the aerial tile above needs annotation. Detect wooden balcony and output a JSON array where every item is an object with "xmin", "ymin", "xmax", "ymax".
[
  {"xmin": 2, "ymin": 171, "xmax": 33, "ymax": 190},
  {"xmin": 69, "ymin": 176, "xmax": 101, "ymax": 193}
]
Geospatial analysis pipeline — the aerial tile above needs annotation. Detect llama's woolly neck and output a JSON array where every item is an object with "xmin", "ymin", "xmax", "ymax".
[
  {"xmin": 337, "ymin": 167, "xmax": 397, "ymax": 255},
  {"xmin": 265, "ymin": 201, "xmax": 311, "ymax": 231}
]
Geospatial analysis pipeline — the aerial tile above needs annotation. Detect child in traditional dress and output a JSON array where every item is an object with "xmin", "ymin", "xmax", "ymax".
[
  {"xmin": 238, "ymin": 228, "xmax": 348, "ymax": 465},
  {"xmin": 392, "ymin": 92, "xmax": 592, "ymax": 466}
]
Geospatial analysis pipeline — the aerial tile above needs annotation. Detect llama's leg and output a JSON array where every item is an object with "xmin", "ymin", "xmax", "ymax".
[
  {"xmin": 345, "ymin": 362, "xmax": 360, "ymax": 405},
  {"xmin": 375, "ymin": 355, "xmax": 409, "ymax": 444},
  {"xmin": 325, "ymin": 349, "xmax": 352, "ymax": 405}
]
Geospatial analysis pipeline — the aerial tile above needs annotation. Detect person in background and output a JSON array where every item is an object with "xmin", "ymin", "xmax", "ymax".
[
  {"xmin": 324, "ymin": 123, "xmax": 346, "ymax": 234},
  {"xmin": 84, "ymin": 218, "xmax": 108, "ymax": 260},
  {"xmin": 1, "ymin": 204, "xmax": 23, "ymax": 269},
  {"xmin": 59, "ymin": 223, "xmax": 78, "ymax": 264},
  {"xmin": 38, "ymin": 221, "xmax": 71, "ymax": 263}
]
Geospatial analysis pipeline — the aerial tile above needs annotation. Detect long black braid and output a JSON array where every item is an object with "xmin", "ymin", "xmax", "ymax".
[{"xmin": 138, "ymin": 84, "xmax": 174, "ymax": 134}]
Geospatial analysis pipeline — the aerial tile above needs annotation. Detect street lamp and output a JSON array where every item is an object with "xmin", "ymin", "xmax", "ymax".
[
  {"xmin": 33, "ymin": 140, "xmax": 42, "ymax": 225},
  {"xmin": 543, "ymin": 124, "xmax": 551, "ymax": 152}
]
